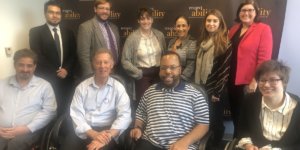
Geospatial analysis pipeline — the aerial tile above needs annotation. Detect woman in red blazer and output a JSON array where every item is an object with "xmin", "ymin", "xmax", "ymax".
[{"xmin": 228, "ymin": 0, "xmax": 273, "ymax": 137}]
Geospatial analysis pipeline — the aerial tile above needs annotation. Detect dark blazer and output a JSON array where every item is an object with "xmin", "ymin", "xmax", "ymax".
[
  {"xmin": 29, "ymin": 24, "xmax": 76, "ymax": 80},
  {"xmin": 237, "ymin": 92, "xmax": 300, "ymax": 149}
]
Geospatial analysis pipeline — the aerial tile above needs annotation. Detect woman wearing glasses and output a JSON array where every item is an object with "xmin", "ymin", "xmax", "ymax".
[
  {"xmin": 236, "ymin": 60, "xmax": 300, "ymax": 149},
  {"xmin": 168, "ymin": 16, "xmax": 196, "ymax": 82},
  {"xmin": 228, "ymin": 0, "xmax": 273, "ymax": 136}
]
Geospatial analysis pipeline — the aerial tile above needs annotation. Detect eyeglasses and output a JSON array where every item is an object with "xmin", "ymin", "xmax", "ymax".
[
  {"xmin": 258, "ymin": 78, "xmax": 282, "ymax": 85},
  {"xmin": 240, "ymin": 9, "xmax": 255, "ymax": 13},
  {"xmin": 160, "ymin": 65, "xmax": 180, "ymax": 71}
]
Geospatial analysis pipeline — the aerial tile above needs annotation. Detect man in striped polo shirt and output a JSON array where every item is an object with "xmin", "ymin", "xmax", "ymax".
[{"xmin": 130, "ymin": 51, "xmax": 209, "ymax": 150}]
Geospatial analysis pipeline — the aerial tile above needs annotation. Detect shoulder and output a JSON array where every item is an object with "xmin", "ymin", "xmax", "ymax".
[
  {"xmin": 32, "ymin": 76, "xmax": 53, "ymax": 88},
  {"xmin": 30, "ymin": 24, "xmax": 47, "ymax": 33},
  {"xmin": 79, "ymin": 18, "xmax": 95, "ymax": 28},
  {"xmin": 152, "ymin": 28, "xmax": 164, "ymax": 37}
]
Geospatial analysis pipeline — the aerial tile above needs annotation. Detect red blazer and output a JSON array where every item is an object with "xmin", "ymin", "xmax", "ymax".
[{"xmin": 229, "ymin": 22, "xmax": 273, "ymax": 85}]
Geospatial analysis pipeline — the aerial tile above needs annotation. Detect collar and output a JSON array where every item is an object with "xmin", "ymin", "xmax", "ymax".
[
  {"xmin": 88, "ymin": 76, "xmax": 113, "ymax": 89},
  {"xmin": 8, "ymin": 75, "xmax": 38, "ymax": 89},
  {"xmin": 47, "ymin": 23, "xmax": 60, "ymax": 32},
  {"xmin": 261, "ymin": 93, "xmax": 296, "ymax": 115},
  {"xmin": 155, "ymin": 80, "xmax": 185, "ymax": 92}
]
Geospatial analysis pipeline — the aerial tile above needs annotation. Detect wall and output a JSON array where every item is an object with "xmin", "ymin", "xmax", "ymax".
[
  {"xmin": 278, "ymin": 0, "xmax": 300, "ymax": 96},
  {"xmin": 0, "ymin": 0, "xmax": 47, "ymax": 79}
]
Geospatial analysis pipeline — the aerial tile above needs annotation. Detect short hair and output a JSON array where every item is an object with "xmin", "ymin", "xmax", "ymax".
[
  {"xmin": 174, "ymin": 15, "xmax": 190, "ymax": 26},
  {"xmin": 161, "ymin": 51, "xmax": 181, "ymax": 66},
  {"xmin": 91, "ymin": 49, "xmax": 115, "ymax": 63},
  {"xmin": 255, "ymin": 60, "xmax": 290, "ymax": 85},
  {"xmin": 137, "ymin": 8, "xmax": 153, "ymax": 20},
  {"xmin": 94, "ymin": 0, "xmax": 111, "ymax": 8},
  {"xmin": 44, "ymin": 1, "xmax": 62, "ymax": 13},
  {"xmin": 235, "ymin": 0, "xmax": 260, "ymax": 23},
  {"xmin": 14, "ymin": 49, "xmax": 38, "ymax": 65}
]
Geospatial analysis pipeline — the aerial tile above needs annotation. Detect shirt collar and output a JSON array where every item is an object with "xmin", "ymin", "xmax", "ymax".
[
  {"xmin": 8, "ymin": 75, "xmax": 38, "ymax": 89},
  {"xmin": 88, "ymin": 76, "xmax": 113, "ymax": 89},
  {"xmin": 47, "ymin": 23, "xmax": 60, "ymax": 32},
  {"xmin": 155, "ymin": 80, "xmax": 185, "ymax": 92},
  {"xmin": 261, "ymin": 93, "xmax": 295, "ymax": 115}
]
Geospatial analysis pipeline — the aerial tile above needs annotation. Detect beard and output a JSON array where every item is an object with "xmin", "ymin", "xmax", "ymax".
[{"xmin": 160, "ymin": 75, "xmax": 180, "ymax": 88}]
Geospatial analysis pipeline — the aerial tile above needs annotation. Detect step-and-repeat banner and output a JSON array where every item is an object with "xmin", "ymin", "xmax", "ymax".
[{"xmin": 58, "ymin": 0, "xmax": 286, "ymax": 59}]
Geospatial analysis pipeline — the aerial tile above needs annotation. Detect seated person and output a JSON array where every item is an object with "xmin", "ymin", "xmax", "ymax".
[
  {"xmin": 130, "ymin": 51, "xmax": 209, "ymax": 150},
  {"xmin": 61, "ymin": 49, "xmax": 131, "ymax": 150},
  {"xmin": 236, "ymin": 60, "xmax": 300, "ymax": 149},
  {"xmin": 0, "ymin": 49, "xmax": 57, "ymax": 150}
]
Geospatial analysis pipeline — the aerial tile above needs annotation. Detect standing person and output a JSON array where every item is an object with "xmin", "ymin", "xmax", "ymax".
[
  {"xmin": 0, "ymin": 49, "xmax": 57, "ymax": 150},
  {"xmin": 130, "ymin": 51, "xmax": 209, "ymax": 150},
  {"xmin": 228, "ymin": 0, "xmax": 273, "ymax": 136},
  {"xmin": 168, "ymin": 16, "xmax": 196, "ymax": 82},
  {"xmin": 77, "ymin": 0, "xmax": 123, "ymax": 80},
  {"xmin": 194, "ymin": 9, "xmax": 232, "ymax": 148},
  {"xmin": 61, "ymin": 50, "xmax": 131, "ymax": 150},
  {"xmin": 236, "ymin": 60, "xmax": 300, "ymax": 149},
  {"xmin": 29, "ymin": 1, "xmax": 76, "ymax": 116},
  {"xmin": 122, "ymin": 8, "xmax": 166, "ymax": 109}
]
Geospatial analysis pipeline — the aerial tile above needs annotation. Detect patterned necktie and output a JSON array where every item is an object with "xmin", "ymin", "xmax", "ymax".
[
  {"xmin": 104, "ymin": 22, "xmax": 118, "ymax": 62},
  {"xmin": 53, "ymin": 27, "xmax": 62, "ymax": 66}
]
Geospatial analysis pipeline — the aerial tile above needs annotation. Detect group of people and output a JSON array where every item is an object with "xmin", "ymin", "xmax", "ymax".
[{"xmin": 1, "ymin": 0, "xmax": 299, "ymax": 150}]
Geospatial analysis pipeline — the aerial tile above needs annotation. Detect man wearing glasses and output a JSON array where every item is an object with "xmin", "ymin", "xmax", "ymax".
[{"xmin": 130, "ymin": 51, "xmax": 209, "ymax": 150}]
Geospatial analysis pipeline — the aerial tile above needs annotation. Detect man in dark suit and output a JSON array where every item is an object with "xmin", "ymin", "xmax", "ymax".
[
  {"xmin": 77, "ymin": 0, "xmax": 123, "ymax": 80},
  {"xmin": 29, "ymin": 1, "xmax": 76, "ymax": 116}
]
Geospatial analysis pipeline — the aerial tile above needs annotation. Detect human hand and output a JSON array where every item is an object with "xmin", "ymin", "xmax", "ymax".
[
  {"xmin": 56, "ymin": 68, "xmax": 68, "ymax": 78},
  {"xmin": 87, "ymin": 140, "xmax": 105, "ymax": 150},
  {"xmin": 95, "ymin": 130, "xmax": 112, "ymax": 145},
  {"xmin": 169, "ymin": 140, "xmax": 189, "ymax": 150},
  {"xmin": 130, "ymin": 128, "xmax": 142, "ymax": 141},
  {"xmin": 244, "ymin": 143, "xmax": 259, "ymax": 150},
  {"xmin": 246, "ymin": 79, "xmax": 257, "ymax": 93},
  {"xmin": 211, "ymin": 95, "xmax": 220, "ymax": 102},
  {"xmin": 0, "ymin": 126, "xmax": 30, "ymax": 139}
]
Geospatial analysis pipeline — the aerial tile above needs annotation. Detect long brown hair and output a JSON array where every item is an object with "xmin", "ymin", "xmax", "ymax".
[{"xmin": 198, "ymin": 9, "xmax": 228, "ymax": 57}]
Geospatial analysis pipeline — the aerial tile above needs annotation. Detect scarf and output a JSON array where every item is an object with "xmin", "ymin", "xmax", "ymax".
[{"xmin": 195, "ymin": 38, "xmax": 215, "ymax": 85}]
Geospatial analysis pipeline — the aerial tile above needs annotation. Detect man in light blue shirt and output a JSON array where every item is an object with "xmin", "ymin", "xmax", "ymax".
[
  {"xmin": 61, "ymin": 49, "xmax": 131, "ymax": 150},
  {"xmin": 0, "ymin": 49, "xmax": 57, "ymax": 150}
]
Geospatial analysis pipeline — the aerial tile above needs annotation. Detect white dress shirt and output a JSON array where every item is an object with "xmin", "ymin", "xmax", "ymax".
[
  {"xmin": 70, "ymin": 76, "xmax": 131, "ymax": 139},
  {"xmin": 0, "ymin": 75, "xmax": 57, "ymax": 132}
]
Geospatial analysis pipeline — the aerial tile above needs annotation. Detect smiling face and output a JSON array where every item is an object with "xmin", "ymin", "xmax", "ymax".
[
  {"xmin": 45, "ymin": 5, "xmax": 61, "ymax": 26},
  {"xmin": 239, "ymin": 4, "xmax": 256, "ymax": 26},
  {"xmin": 159, "ymin": 54, "xmax": 182, "ymax": 88},
  {"xmin": 205, "ymin": 14, "xmax": 220, "ymax": 34},
  {"xmin": 138, "ymin": 15, "xmax": 153, "ymax": 31},
  {"xmin": 94, "ymin": 2, "xmax": 111, "ymax": 21},
  {"xmin": 258, "ymin": 72, "xmax": 285, "ymax": 100},
  {"xmin": 92, "ymin": 52, "xmax": 114, "ymax": 80},
  {"xmin": 175, "ymin": 17, "xmax": 190, "ymax": 39}
]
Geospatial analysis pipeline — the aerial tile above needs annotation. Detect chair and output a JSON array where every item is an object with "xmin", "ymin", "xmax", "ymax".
[{"xmin": 224, "ymin": 138, "xmax": 239, "ymax": 150}]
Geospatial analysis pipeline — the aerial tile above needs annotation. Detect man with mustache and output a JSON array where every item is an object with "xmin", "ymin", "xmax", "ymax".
[
  {"xmin": 0, "ymin": 49, "xmax": 57, "ymax": 150},
  {"xmin": 130, "ymin": 51, "xmax": 209, "ymax": 150}
]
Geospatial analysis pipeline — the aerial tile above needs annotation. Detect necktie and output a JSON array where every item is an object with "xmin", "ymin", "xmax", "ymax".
[
  {"xmin": 104, "ymin": 22, "xmax": 118, "ymax": 62},
  {"xmin": 53, "ymin": 27, "xmax": 62, "ymax": 66}
]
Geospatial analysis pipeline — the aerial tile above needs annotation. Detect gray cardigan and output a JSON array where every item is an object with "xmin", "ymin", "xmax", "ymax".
[
  {"xmin": 168, "ymin": 35, "xmax": 196, "ymax": 82},
  {"xmin": 121, "ymin": 28, "xmax": 166, "ymax": 101}
]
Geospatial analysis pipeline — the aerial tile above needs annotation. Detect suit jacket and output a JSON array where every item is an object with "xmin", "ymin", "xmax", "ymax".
[
  {"xmin": 29, "ymin": 24, "xmax": 76, "ymax": 81},
  {"xmin": 229, "ymin": 22, "xmax": 273, "ymax": 85},
  {"xmin": 77, "ymin": 16, "xmax": 121, "ymax": 77},
  {"xmin": 237, "ymin": 92, "xmax": 300, "ymax": 149}
]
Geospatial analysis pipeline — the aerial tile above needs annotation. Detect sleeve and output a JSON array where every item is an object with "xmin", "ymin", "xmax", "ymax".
[
  {"xmin": 110, "ymin": 83, "xmax": 132, "ymax": 130},
  {"xmin": 77, "ymin": 23, "xmax": 93, "ymax": 77},
  {"xmin": 70, "ymin": 85, "xmax": 92, "ymax": 139},
  {"xmin": 27, "ymin": 82, "xmax": 57, "ymax": 132},
  {"xmin": 257, "ymin": 24, "xmax": 273, "ymax": 66},
  {"xmin": 121, "ymin": 33, "xmax": 143, "ymax": 79},
  {"xmin": 182, "ymin": 40, "xmax": 197, "ymax": 81},
  {"xmin": 135, "ymin": 91, "xmax": 148, "ymax": 123},
  {"xmin": 193, "ymin": 90, "xmax": 209, "ymax": 125},
  {"xmin": 62, "ymin": 29, "xmax": 76, "ymax": 75}
]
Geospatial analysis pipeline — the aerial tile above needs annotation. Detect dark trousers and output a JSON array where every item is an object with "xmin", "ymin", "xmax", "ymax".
[
  {"xmin": 208, "ymin": 97, "xmax": 225, "ymax": 145},
  {"xmin": 60, "ymin": 126, "xmax": 118, "ymax": 150},
  {"xmin": 134, "ymin": 67, "xmax": 160, "ymax": 109},
  {"xmin": 0, "ymin": 130, "xmax": 42, "ymax": 150},
  {"xmin": 227, "ymin": 83, "xmax": 246, "ymax": 137},
  {"xmin": 135, "ymin": 139, "xmax": 165, "ymax": 150}
]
